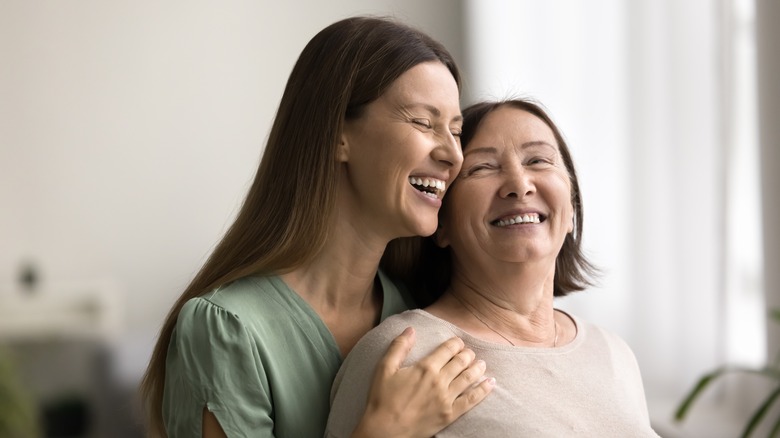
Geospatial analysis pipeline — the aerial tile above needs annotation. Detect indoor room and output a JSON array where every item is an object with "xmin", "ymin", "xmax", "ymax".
[{"xmin": 2, "ymin": 0, "xmax": 778, "ymax": 436}]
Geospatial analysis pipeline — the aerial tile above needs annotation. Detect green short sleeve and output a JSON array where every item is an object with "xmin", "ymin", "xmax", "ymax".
[
  {"xmin": 163, "ymin": 297, "xmax": 273, "ymax": 437},
  {"xmin": 161, "ymin": 273, "xmax": 411, "ymax": 437}
]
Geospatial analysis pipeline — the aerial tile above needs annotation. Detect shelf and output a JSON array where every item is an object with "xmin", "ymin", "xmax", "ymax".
[{"xmin": 0, "ymin": 280, "xmax": 122, "ymax": 343}]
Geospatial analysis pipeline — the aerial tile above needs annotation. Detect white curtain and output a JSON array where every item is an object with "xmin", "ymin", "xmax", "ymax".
[
  {"xmin": 462, "ymin": 0, "xmax": 764, "ymax": 434},
  {"xmin": 757, "ymin": 0, "xmax": 780, "ymax": 370}
]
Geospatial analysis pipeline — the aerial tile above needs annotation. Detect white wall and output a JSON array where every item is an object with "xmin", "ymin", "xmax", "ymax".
[{"xmin": 0, "ymin": 0, "xmax": 464, "ymax": 384}]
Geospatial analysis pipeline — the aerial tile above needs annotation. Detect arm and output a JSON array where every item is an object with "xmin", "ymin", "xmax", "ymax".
[
  {"xmin": 165, "ymin": 298, "xmax": 274, "ymax": 437},
  {"xmin": 332, "ymin": 327, "xmax": 494, "ymax": 438},
  {"xmin": 202, "ymin": 409, "xmax": 228, "ymax": 438}
]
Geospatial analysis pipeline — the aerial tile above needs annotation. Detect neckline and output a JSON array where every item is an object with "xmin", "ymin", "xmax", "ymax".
[
  {"xmin": 410, "ymin": 308, "xmax": 583, "ymax": 353},
  {"xmin": 269, "ymin": 269, "xmax": 393, "ymax": 360}
]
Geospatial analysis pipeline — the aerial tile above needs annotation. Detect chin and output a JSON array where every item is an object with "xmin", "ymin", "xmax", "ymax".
[
  {"xmin": 421, "ymin": 217, "xmax": 441, "ymax": 236},
  {"xmin": 404, "ymin": 219, "xmax": 438, "ymax": 238}
]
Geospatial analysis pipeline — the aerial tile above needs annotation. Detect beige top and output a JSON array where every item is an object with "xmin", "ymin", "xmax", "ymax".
[{"xmin": 327, "ymin": 309, "xmax": 660, "ymax": 438}]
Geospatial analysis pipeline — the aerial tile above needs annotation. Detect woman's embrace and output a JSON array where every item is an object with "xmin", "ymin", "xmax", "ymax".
[{"xmin": 327, "ymin": 99, "xmax": 660, "ymax": 437}]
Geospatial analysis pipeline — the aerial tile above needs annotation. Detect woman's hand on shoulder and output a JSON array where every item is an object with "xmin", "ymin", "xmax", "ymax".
[{"xmin": 351, "ymin": 327, "xmax": 494, "ymax": 438}]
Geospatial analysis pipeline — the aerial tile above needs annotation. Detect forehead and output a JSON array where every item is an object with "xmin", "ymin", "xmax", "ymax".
[
  {"xmin": 380, "ymin": 61, "xmax": 461, "ymax": 112},
  {"xmin": 466, "ymin": 106, "xmax": 557, "ymax": 152}
]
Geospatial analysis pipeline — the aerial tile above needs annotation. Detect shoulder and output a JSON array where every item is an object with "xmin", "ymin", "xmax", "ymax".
[
  {"xmin": 338, "ymin": 311, "xmax": 417, "ymax": 368},
  {"xmin": 172, "ymin": 276, "xmax": 293, "ymax": 362},
  {"xmin": 182, "ymin": 275, "xmax": 306, "ymax": 330},
  {"xmin": 360, "ymin": 310, "xmax": 443, "ymax": 346},
  {"xmin": 198, "ymin": 276, "xmax": 278, "ymax": 314},
  {"xmin": 573, "ymin": 316, "xmax": 641, "ymax": 366},
  {"xmin": 166, "ymin": 292, "xmax": 273, "ymax": 436},
  {"xmin": 344, "ymin": 310, "xmax": 456, "ymax": 370},
  {"xmin": 578, "ymin": 317, "xmax": 631, "ymax": 349},
  {"xmin": 172, "ymin": 289, "xmax": 263, "ymax": 369},
  {"xmin": 327, "ymin": 310, "xmax": 453, "ymax": 438}
]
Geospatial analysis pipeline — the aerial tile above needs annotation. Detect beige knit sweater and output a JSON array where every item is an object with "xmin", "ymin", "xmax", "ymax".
[{"xmin": 326, "ymin": 309, "xmax": 660, "ymax": 437}]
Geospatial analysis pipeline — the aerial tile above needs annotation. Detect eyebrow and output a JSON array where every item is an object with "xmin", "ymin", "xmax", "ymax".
[
  {"xmin": 402, "ymin": 103, "xmax": 463, "ymax": 122},
  {"xmin": 464, "ymin": 141, "xmax": 556, "ymax": 155},
  {"xmin": 463, "ymin": 146, "xmax": 498, "ymax": 156},
  {"xmin": 522, "ymin": 141, "xmax": 556, "ymax": 149}
]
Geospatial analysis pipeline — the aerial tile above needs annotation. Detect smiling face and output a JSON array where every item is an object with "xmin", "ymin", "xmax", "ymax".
[
  {"xmin": 338, "ymin": 61, "xmax": 463, "ymax": 240},
  {"xmin": 437, "ymin": 105, "xmax": 574, "ymax": 269}
]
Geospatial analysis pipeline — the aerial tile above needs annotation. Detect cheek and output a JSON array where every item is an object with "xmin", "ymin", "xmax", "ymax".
[
  {"xmin": 439, "ymin": 188, "xmax": 478, "ymax": 238},
  {"xmin": 551, "ymin": 172, "xmax": 574, "ymax": 233},
  {"xmin": 562, "ymin": 186, "xmax": 575, "ymax": 234}
]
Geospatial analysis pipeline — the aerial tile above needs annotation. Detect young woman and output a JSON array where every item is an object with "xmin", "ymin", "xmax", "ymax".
[{"xmin": 140, "ymin": 16, "xmax": 493, "ymax": 437}]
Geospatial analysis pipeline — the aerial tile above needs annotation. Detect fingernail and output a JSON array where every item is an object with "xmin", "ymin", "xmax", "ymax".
[{"xmin": 488, "ymin": 377, "xmax": 496, "ymax": 386}]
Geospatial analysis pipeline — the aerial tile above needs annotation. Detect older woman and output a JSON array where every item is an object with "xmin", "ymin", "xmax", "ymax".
[
  {"xmin": 141, "ymin": 17, "xmax": 493, "ymax": 438},
  {"xmin": 327, "ymin": 99, "xmax": 660, "ymax": 437}
]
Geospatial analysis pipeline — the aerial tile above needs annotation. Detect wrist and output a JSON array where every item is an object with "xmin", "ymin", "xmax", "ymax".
[{"xmin": 351, "ymin": 409, "xmax": 411, "ymax": 438}]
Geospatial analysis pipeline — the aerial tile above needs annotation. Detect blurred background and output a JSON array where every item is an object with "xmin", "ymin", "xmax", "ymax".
[{"xmin": 1, "ymin": 0, "xmax": 778, "ymax": 437}]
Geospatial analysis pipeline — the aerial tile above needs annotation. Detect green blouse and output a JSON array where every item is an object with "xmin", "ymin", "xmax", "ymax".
[{"xmin": 162, "ymin": 271, "xmax": 412, "ymax": 437}]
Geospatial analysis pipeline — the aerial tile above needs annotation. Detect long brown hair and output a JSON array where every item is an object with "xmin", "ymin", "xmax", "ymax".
[
  {"xmin": 140, "ymin": 16, "xmax": 460, "ymax": 436},
  {"xmin": 383, "ymin": 99, "xmax": 597, "ymax": 306}
]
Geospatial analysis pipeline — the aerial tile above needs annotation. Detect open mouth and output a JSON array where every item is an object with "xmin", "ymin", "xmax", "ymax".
[
  {"xmin": 491, "ymin": 213, "xmax": 546, "ymax": 227},
  {"xmin": 409, "ymin": 176, "xmax": 445, "ymax": 200}
]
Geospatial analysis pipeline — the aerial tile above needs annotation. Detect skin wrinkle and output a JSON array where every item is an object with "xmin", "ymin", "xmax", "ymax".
[{"xmin": 394, "ymin": 105, "xmax": 463, "ymax": 145}]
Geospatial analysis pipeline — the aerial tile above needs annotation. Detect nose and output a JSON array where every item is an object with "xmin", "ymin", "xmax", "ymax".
[
  {"xmin": 431, "ymin": 131, "xmax": 463, "ymax": 169},
  {"xmin": 499, "ymin": 165, "xmax": 535, "ymax": 199}
]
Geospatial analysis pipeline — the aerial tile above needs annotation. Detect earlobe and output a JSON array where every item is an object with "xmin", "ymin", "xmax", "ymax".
[
  {"xmin": 568, "ymin": 213, "xmax": 574, "ymax": 234},
  {"xmin": 433, "ymin": 226, "xmax": 450, "ymax": 248},
  {"xmin": 333, "ymin": 132, "xmax": 348, "ymax": 163}
]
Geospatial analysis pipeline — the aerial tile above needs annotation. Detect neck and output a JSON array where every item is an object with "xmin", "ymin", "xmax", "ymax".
[
  {"xmin": 451, "ymin": 291, "xmax": 559, "ymax": 347},
  {"xmin": 281, "ymin": 222, "xmax": 387, "ymax": 312},
  {"xmin": 281, "ymin": 211, "xmax": 389, "ymax": 357},
  {"xmin": 282, "ymin": 191, "xmax": 398, "ymax": 305},
  {"xmin": 432, "ymin": 262, "xmax": 559, "ymax": 347}
]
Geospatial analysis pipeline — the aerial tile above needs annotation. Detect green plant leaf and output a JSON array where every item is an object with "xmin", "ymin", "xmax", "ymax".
[
  {"xmin": 675, "ymin": 366, "xmax": 780, "ymax": 422},
  {"xmin": 770, "ymin": 308, "xmax": 780, "ymax": 324},
  {"xmin": 675, "ymin": 367, "xmax": 728, "ymax": 421},
  {"xmin": 741, "ymin": 384, "xmax": 780, "ymax": 438},
  {"xmin": 0, "ymin": 349, "xmax": 40, "ymax": 437},
  {"xmin": 768, "ymin": 409, "xmax": 780, "ymax": 438}
]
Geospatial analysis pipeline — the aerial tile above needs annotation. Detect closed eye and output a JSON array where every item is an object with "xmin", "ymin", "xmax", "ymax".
[
  {"xmin": 412, "ymin": 119, "xmax": 432, "ymax": 129},
  {"xmin": 526, "ymin": 156, "xmax": 555, "ymax": 166},
  {"xmin": 464, "ymin": 163, "xmax": 498, "ymax": 176}
]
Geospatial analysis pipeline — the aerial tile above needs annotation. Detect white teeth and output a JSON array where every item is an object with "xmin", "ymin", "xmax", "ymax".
[
  {"xmin": 495, "ymin": 213, "xmax": 541, "ymax": 227},
  {"xmin": 408, "ymin": 177, "xmax": 446, "ymax": 193}
]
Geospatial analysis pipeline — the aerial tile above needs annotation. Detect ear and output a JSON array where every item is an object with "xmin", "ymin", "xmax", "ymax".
[
  {"xmin": 336, "ymin": 133, "xmax": 349, "ymax": 163},
  {"xmin": 433, "ymin": 224, "xmax": 451, "ymax": 248},
  {"xmin": 567, "ymin": 207, "xmax": 574, "ymax": 234}
]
